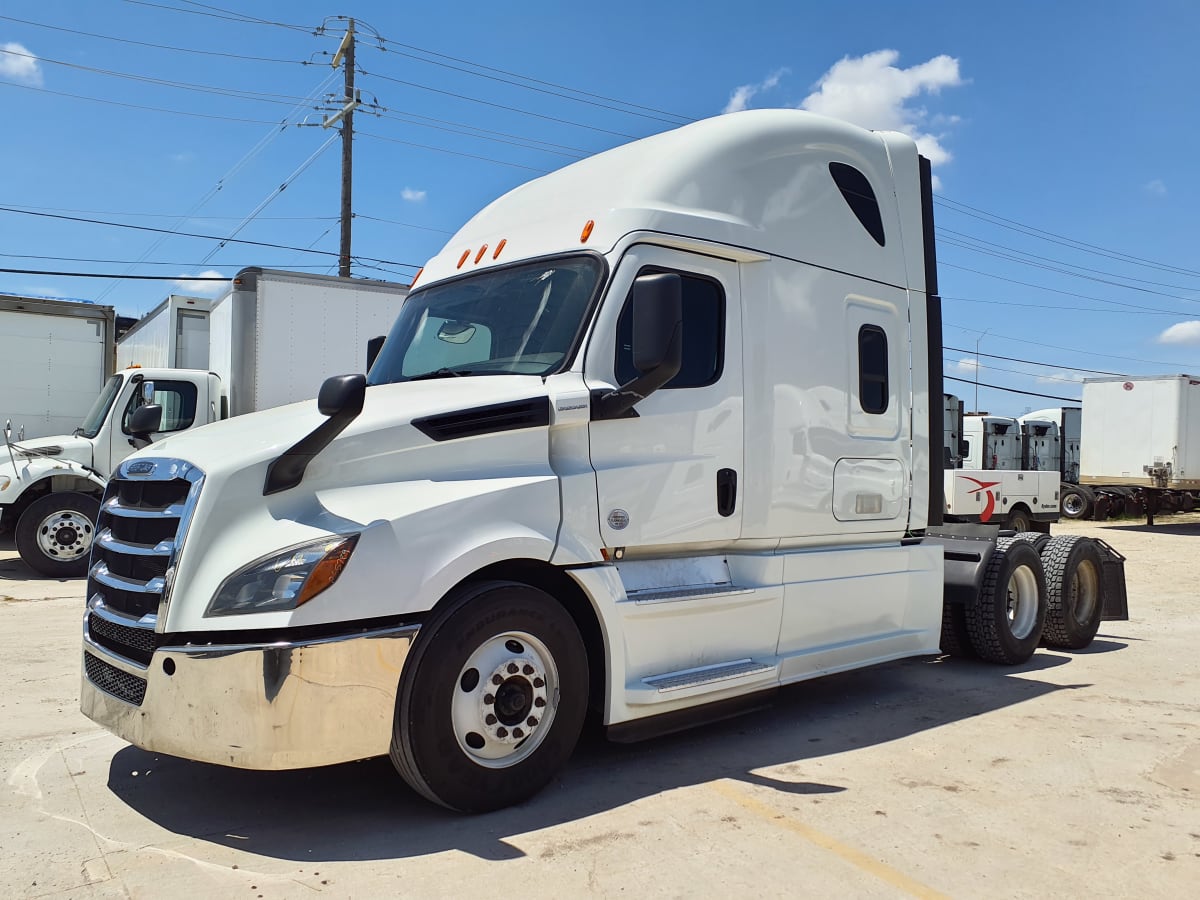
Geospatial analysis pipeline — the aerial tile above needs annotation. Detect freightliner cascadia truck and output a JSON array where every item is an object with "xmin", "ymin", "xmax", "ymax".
[{"xmin": 80, "ymin": 110, "xmax": 1126, "ymax": 812}]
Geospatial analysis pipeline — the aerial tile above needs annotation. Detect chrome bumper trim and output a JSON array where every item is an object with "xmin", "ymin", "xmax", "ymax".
[{"xmin": 81, "ymin": 619, "xmax": 419, "ymax": 769}]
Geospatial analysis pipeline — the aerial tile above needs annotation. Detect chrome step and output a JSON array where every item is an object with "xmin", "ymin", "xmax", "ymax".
[
  {"xmin": 643, "ymin": 658, "xmax": 774, "ymax": 693},
  {"xmin": 626, "ymin": 584, "xmax": 752, "ymax": 605}
]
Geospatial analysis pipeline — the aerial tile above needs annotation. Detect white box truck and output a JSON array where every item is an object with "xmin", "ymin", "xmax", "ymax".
[
  {"xmin": 0, "ymin": 269, "xmax": 407, "ymax": 576},
  {"xmin": 79, "ymin": 110, "xmax": 1127, "ymax": 813},
  {"xmin": 116, "ymin": 294, "xmax": 213, "ymax": 371},
  {"xmin": 942, "ymin": 397, "xmax": 1059, "ymax": 532},
  {"xmin": 1, "ymin": 295, "xmax": 116, "ymax": 440}
]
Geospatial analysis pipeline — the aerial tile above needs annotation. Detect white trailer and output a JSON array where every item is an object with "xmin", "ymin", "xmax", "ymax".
[
  {"xmin": 0, "ymin": 295, "xmax": 116, "ymax": 440},
  {"xmin": 80, "ymin": 110, "xmax": 1126, "ymax": 813},
  {"xmin": 0, "ymin": 269, "xmax": 408, "ymax": 577},
  {"xmin": 116, "ymin": 295, "xmax": 213, "ymax": 371}
]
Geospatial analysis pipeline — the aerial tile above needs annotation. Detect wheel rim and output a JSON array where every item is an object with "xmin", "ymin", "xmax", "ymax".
[
  {"xmin": 1005, "ymin": 564, "xmax": 1040, "ymax": 639},
  {"xmin": 1062, "ymin": 493, "xmax": 1085, "ymax": 516},
  {"xmin": 451, "ymin": 630, "xmax": 559, "ymax": 769},
  {"xmin": 1069, "ymin": 559, "xmax": 1100, "ymax": 626},
  {"xmin": 35, "ymin": 509, "xmax": 94, "ymax": 562}
]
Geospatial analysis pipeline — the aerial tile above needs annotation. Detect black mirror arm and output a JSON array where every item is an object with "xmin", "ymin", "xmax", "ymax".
[
  {"xmin": 591, "ymin": 325, "xmax": 683, "ymax": 420},
  {"xmin": 263, "ymin": 374, "xmax": 365, "ymax": 495}
]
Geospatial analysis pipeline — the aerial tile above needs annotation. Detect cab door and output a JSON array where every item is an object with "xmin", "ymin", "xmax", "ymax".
[
  {"xmin": 585, "ymin": 246, "xmax": 743, "ymax": 549},
  {"xmin": 107, "ymin": 377, "xmax": 205, "ymax": 469}
]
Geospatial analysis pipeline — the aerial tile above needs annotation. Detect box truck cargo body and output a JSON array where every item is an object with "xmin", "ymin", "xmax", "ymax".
[
  {"xmin": 0, "ymin": 269, "xmax": 408, "ymax": 577},
  {"xmin": 1, "ymin": 295, "xmax": 116, "ymax": 440},
  {"xmin": 115, "ymin": 295, "xmax": 212, "ymax": 371}
]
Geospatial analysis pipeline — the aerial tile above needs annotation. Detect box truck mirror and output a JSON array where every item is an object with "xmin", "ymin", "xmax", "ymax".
[
  {"xmin": 141, "ymin": 381, "xmax": 156, "ymax": 403},
  {"xmin": 593, "ymin": 273, "xmax": 683, "ymax": 420},
  {"xmin": 128, "ymin": 404, "xmax": 162, "ymax": 443},
  {"xmin": 959, "ymin": 439, "xmax": 970, "ymax": 456},
  {"xmin": 264, "ymin": 374, "xmax": 366, "ymax": 496}
]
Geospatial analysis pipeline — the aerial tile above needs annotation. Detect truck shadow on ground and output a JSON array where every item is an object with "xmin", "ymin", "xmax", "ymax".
[
  {"xmin": 1097, "ymin": 522, "xmax": 1200, "ymax": 536},
  {"xmin": 104, "ymin": 649, "xmax": 1112, "ymax": 862}
]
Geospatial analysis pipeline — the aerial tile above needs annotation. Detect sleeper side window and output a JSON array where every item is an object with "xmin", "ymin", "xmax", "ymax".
[
  {"xmin": 614, "ymin": 269, "xmax": 724, "ymax": 388},
  {"xmin": 858, "ymin": 325, "xmax": 888, "ymax": 414}
]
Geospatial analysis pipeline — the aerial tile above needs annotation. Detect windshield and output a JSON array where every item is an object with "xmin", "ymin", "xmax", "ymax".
[
  {"xmin": 77, "ymin": 374, "xmax": 125, "ymax": 439},
  {"xmin": 368, "ymin": 255, "xmax": 603, "ymax": 385}
]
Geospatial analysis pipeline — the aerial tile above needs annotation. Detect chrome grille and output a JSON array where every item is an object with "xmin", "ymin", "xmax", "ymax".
[
  {"xmin": 87, "ymin": 612, "xmax": 160, "ymax": 666},
  {"xmin": 84, "ymin": 652, "xmax": 147, "ymax": 706}
]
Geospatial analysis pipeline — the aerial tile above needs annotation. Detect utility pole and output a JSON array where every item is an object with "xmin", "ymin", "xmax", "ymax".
[{"xmin": 324, "ymin": 19, "xmax": 358, "ymax": 278}]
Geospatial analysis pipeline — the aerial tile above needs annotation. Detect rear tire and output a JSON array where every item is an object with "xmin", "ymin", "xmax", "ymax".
[
  {"xmin": 390, "ymin": 580, "xmax": 588, "ymax": 812},
  {"xmin": 939, "ymin": 600, "xmax": 976, "ymax": 658},
  {"xmin": 14, "ymin": 491, "xmax": 100, "ymax": 578},
  {"xmin": 1060, "ymin": 485, "xmax": 1094, "ymax": 520},
  {"xmin": 1040, "ymin": 536, "xmax": 1105, "ymax": 649},
  {"xmin": 965, "ymin": 537, "xmax": 1047, "ymax": 664},
  {"xmin": 1014, "ymin": 531, "xmax": 1051, "ymax": 554}
]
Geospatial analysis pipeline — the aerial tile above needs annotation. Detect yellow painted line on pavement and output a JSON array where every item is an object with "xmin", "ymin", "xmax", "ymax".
[{"xmin": 710, "ymin": 780, "xmax": 948, "ymax": 899}]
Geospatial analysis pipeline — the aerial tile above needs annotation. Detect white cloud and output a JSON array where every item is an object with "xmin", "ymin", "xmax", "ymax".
[
  {"xmin": 722, "ymin": 68, "xmax": 789, "ymax": 114},
  {"xmin": 0, "ymin": 42, "xmax": 44, "ymax": 87},
  {"xmin": 171, "ymin": 152, "xmax": 196, "ymax": 164},
  {"xmin": 953, "ymin": 357, "xmax": 980, "ymax": 374},
  {"xmin": 172, "ymin": 271, "xmax": 228, "ymax": 296},
  {"xmin": 1158, "ymin": 321, "xmax": 1200, "ymax": 345},
  {"xmin": 1034, "ymin": 369, "xmax": 1084, "ymax": 384},
  {"xmin": 1144, "ymin": 178, "xmax": 1167, "ymax": 197},
  {"xmin": 799, "ymin": 49, "xmax": 964, "ymax": 166},
  {"xmin": 401, "ymin": 187, "xmax": 426, "ymax": 203}
]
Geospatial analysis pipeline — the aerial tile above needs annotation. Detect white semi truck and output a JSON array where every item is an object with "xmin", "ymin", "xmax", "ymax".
[
  {"xmin": 80, "ymin": 110, "xmax": 1126, "ymax": 813},
  {"xmin": 1, "ymin": 294, "xmax": 116, "ymax": 441},
  {"xmin": 0, "ymin": 269, "xmax": 407, "ymax": 576},
  {"xmin": 1028, "ymin": 384, "xmax": 1198, "ymax": 522},
  {"xmin": 942, "ymin": 395, "xmax": 1059, "ymax": 532}
]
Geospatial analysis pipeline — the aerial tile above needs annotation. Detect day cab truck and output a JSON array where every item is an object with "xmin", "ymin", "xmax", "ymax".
[
  {"xmin": 80, "ymin": 110, "xmax": 1127, "ymax": 813},
  {"xmin": 942, "ymin": 395, "xmax": 1060, "ymax": 532},
  {"xmin": 0, "ymin": 269, "xmax": 406, "ymax": 577}
]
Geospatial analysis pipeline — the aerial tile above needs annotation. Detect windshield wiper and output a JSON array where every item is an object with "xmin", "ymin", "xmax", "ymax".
[{"xmin": 406, "ymin": 367, "xmax": 473, "ymax": 381}]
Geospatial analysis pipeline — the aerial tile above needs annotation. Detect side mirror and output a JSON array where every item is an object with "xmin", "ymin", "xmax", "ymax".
[
  {"xmin": 141, "ymin": 381, "xmax": 156, "ymax": 403},
  {"xmin": 318, "ymin": 373, "xmax": 367, "ymax": 417},
  {"xmin": 959, "ymin": 439, "xmax": 970, "ymax": 456},
  {"xmin": 366, "ymin": 335, "xmax": 386, "ymax": 373},
  {"xmin": 128, "ymin": 404, "xmax": 162, "ymax": 441},
  {"xmin": 593, "ymin": 273, "xmax": 683, "ymax": 420}
]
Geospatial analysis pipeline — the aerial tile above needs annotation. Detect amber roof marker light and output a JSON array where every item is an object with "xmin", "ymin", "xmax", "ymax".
[{"xmin": 580, "ymin": 220, "xmax": 594, "ymax": 243}]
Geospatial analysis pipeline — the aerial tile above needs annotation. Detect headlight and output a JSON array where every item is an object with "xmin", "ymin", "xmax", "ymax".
[{"xmin": 206, "ymin": 534, "xmax": 359, "ymax": 617}]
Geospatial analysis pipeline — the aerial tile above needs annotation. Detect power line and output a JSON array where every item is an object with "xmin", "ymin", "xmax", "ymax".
[
  {"xmin": 944, "ymin": 322, "xmax": 1197, "ymax": 369},
  {"xmin": 944, "ymin": 375, "xmax": 1080, "ymax": 403},
  {"xmin": 0, "ymin": 81, "xmax": 288, "ymax": 125},
  {"xmin": 1, "ymin": 268, "xmax": 229, "ymax": 280},
  {"xmin": 353, "ymin": 214, "xmax": 454, "ymax": 235},
  {"xmin": 0, "ymin": 207, "xmax": 419, "ymax": 267},
  {"xmin": 942, "ymin": 294, "xmax": 1178, "ymax": 317},
  {"xmin": 942, "ymin": 357, "xmax": 1088, "ymax": 385},
  {"xmin": 122, "ymin": 0, "xmax": 316, "ymax": 34},
  {"xmin": 0, "ymin": 205, "xmax": 338, "ymax": 220},
  {"xmin": 1, "ymin": 253, "xmax": 331, "ymax": 267},
  {"xmin": 943, "ymin": 346, "xmax": 1125, "ymax": 376},
  {"xmin": 357, "ymin": 130, "xmax": 550, "ymax": 172}
]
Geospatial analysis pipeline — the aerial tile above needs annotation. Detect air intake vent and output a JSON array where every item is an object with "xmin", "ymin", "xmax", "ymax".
[
  {"xmin": 84, "ymin": 652, "xmax": 147, "ymax": 706},
  {"xmin": 413, "ymin": 398, "xmax": 550, "ymax": 442}
]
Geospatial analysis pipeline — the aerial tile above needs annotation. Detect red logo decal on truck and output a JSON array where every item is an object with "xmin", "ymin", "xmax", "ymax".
[{"xmin": 959, "ymin": 476, "xmax": 1001, "ymax": 522}]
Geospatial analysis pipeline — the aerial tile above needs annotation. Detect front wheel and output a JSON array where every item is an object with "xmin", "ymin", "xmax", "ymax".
[
  {"xmin": 390, "ymin": 580, "xmax": 588, "ymax": 812},
  {"xmin": 15, "ymin": 491, "xmax": 100, "ymax": 578}
]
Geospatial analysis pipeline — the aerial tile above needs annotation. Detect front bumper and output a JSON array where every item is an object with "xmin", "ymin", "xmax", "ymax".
[{"xmin": 80, "ymin": 614, "xmax": 418, "ymax": 769}]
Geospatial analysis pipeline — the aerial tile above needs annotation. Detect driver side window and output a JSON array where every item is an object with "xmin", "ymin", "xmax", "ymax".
[{"xmin": 122, "ymin": 380, "xmax": 198, "ymax": 434}]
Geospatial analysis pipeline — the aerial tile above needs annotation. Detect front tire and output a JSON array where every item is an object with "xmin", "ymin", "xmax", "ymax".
[
  {"xmin": 1039, "ymin": 536, "xmax": 1104, "ymax": 649},
  {"xmin": 15, "ymin": 491, "xmax": 100, "ymax": 578},
  {"xmin": 390, "ymin": 580, "xmax": 588, "ymax": 812},
  {"xmin": 965, "ymin": 537, "xmax": 1047, "ymax": 664}
]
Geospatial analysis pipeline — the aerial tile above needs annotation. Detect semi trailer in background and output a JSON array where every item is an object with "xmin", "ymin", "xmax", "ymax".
[
  {"xmin": 1, "ymin": 295, "xmax": 116, "ymax": 441},
  {"xmin": 0, "ymin": 269, "xmax": 408, "ymax": 576}
]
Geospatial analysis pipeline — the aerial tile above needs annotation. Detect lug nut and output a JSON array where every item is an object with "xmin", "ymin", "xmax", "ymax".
[
  {"xmin": 485, "ymin": 714, "xmax": 497, "ymax": 725},
  {"xmin": 492, "ymin": 674, "xmax": 503, "ymax": 685},
  {"xmin": 522, "ymin": 664, "xmax": 534, "ymax": 675},
  {"xmin": 496, "ymin": 727, "xmax": 508, "ymax": 738},
  {"xmin": 484, "ymin": 694, "xmax": 494, "ymax": 705},
  {"xmin": 512, "ymin": 728, "xmax": 524, "ymax": 739},
  {"xmin": 534, "ymin": 697, "xmax": 546, "ymax": 708},
  {"xmin": 533, "ymin": 677, "xmax": 545, "ymax": 688},
  {"xmin": 507, "ymin": 663, "xmax": 519, "ymax": 674},
  {"xmin": 527, "ymin": 716, "xmax": 538, "ymax": 727}
]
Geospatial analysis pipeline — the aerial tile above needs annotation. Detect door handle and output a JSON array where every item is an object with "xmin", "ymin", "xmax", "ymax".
[{"xmin": 716, "ymin": 468, "xmax": 737, "ymax": 517}]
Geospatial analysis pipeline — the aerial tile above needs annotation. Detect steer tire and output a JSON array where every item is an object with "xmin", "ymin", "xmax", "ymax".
[
  {"xmin": 390, "ymin": 580, "xmax": 588, "ymax": 812},
  {"xmin": 965, "ymin": 537, "xmax": 1047, "ymax": 665},
  {"xmin": 1039, "ymin": 536, "xmax": 1105, "ymax": 649},
  {"xmin": 14, "ymin": 491, "xmax": 100, "ymax": 578}
]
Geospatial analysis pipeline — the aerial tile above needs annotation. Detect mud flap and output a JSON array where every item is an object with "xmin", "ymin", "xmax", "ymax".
[{"xmin": 1092, "ymin": 538, "xmax": 1129, "ymax": 621}]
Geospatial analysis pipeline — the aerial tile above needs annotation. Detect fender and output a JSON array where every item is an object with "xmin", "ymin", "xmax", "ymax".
[{"xmin": 0, "ymin": 456, "xmax": 106, "ymax": 507}]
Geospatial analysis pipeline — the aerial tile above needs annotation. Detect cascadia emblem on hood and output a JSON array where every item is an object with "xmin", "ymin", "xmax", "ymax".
[{"xmin": 126, "ymin": 460, "xmax": 157, "ymax": 477}]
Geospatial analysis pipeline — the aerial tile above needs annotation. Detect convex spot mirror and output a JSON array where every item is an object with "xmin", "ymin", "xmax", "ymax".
[{"xmin": 436, "ymin": 321, "xmax": 477, "ymax": 344}]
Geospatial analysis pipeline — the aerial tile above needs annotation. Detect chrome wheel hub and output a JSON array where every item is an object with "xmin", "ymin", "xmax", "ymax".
[{"xmin": 37, "ymin": 510, "xmax": 93, "ymax": 561}]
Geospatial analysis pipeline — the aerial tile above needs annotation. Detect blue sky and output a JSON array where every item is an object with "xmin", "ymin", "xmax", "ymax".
[{"xmin": 1, "ymin": 0, "xmax": 1197, "ymax": 416}]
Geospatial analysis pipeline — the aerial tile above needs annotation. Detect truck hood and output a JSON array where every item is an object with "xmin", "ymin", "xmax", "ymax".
[
  {"xmin": 0, "ymin": 433, "xmax": 94, "ymax": 473},
  {"xmin": 142, "ymin": 375, "xmax": 551, "ymax": 488}
]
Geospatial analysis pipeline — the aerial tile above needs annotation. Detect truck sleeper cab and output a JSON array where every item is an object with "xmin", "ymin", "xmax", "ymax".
[{"xmin": 81, "ymin": 110, "xmax": 1120, "ymax": 813}]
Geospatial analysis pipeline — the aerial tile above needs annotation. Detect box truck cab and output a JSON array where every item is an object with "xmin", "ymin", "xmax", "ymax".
[{"xmin": 80, "ymin": 111, "xmax": 1122, "ymax": 813}]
